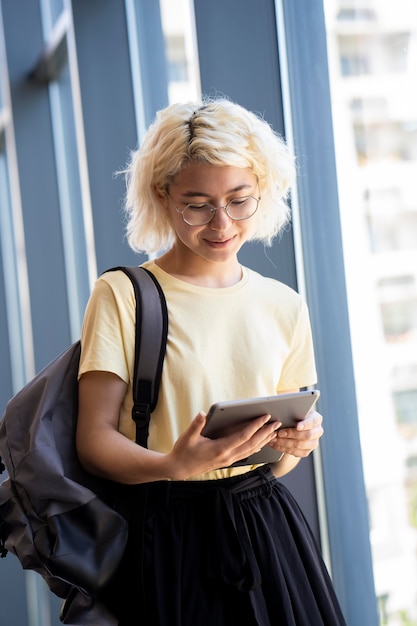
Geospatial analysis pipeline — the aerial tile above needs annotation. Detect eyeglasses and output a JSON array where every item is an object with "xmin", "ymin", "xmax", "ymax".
[{"xmin": 172, "ymin": 195, "xmax": 261, "ymax": 226}]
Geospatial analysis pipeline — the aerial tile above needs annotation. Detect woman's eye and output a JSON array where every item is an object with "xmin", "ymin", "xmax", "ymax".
[
  {"xmin": 230, "ymin": 197, "xmax": 249, "ymax": 206},
  {"xmin": 188, "ymin": 204, "xmax": 210, "ymax": 211}
]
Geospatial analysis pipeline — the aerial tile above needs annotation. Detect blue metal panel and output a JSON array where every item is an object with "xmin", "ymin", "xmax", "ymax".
[
  {"xmin": 0, "ymin": 556, "xmax": 29, "ymax": 626},
  {"xmin": 0, "ymin": 230, "xmax": 12, "ymax": 411}
]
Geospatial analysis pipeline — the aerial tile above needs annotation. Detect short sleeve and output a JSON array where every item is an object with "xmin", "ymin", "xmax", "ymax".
[
  {"xmin": 276, "ymin": 299, "xmax": 317, "ymax": 391},
  {"xmin": 78, "ymin": 274, "xmax": 136, "ymax": 384}
]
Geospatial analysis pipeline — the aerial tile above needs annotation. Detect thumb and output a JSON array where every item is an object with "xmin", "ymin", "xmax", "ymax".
[{"xmin": 189, "ymin": 411, "xmax": 207, "ymax": 436}]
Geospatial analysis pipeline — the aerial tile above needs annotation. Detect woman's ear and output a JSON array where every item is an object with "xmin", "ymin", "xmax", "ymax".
[{"xmin": 154, "ymin": 186, "xmax": 169, "ymax": 211}]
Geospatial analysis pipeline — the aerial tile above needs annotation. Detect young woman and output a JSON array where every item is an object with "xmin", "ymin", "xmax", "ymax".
[{"xmin": 76, "ymin": 99, "xmax": 347, "ymax": 625}]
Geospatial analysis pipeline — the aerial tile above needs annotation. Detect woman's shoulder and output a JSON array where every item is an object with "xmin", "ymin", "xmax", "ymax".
[
  {"xmin": 244, "ymin": 266, "xmax": 303, "ymax": 302},
  {"xmin": 88, "ymin": 268, "xmax": 137, "ymax": 315},
  {"xmin": 98, "ymin": 267, "xmax": 138, "ymax": 289}
]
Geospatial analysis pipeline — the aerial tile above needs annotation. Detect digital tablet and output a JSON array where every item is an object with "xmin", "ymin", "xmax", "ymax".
[{"xmin": 203, "ymin": 389, "xmax": 320, "ymax": 466}]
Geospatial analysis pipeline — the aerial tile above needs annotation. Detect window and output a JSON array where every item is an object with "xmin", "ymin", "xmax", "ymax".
[
  {"xmin": 380, "ymin": 299, "xmax": 417, "ymax": 340},
  {"xmin": 324, "ymin": 0, "xmax": 417, "ymax": 622},
  {"xmin": 339, "ymin": 33, "xmax": 411, "ymax": 76},
  {"xmin": 395, "ymin": 389, "xmax": 417, "ymax": 425}
]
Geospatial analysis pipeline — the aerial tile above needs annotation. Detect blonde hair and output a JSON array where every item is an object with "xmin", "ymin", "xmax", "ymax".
[{"xmin": 124, "ymin": 98, "xmax": 295, "ymax": 254}]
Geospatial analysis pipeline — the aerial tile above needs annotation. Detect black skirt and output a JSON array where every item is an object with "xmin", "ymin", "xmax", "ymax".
[{"xmin": 105, "ymin": 466, "xmax": 347, "ymax": 626}]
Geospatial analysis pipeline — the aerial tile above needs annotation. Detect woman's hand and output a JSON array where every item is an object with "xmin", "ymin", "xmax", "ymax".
[
  {"xmin": 165, "ymin": 411, "xmax": 281, "ymax": 480},
  {"xmin": 270, "ymin": 410, "xmax": 323, "ymax": 458},
  {"xmin": 268, "ymin": 410, "xmax": 324, "ymax": 477}
]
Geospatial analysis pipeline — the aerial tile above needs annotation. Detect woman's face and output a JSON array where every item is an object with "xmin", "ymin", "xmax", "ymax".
[{"xmin": 165, "ymin": 161, "xmax": 259, "ymax": 271}]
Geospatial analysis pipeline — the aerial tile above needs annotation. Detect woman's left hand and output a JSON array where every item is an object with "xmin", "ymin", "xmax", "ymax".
[{"xmin": 269, "ymin": 410, "xmax": 324, "ymax": 458}]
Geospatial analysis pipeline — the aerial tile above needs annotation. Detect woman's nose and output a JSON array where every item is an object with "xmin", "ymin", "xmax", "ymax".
[{"xmin": 209, "ymin": 206, "xmax": 232, "ymax": 230}]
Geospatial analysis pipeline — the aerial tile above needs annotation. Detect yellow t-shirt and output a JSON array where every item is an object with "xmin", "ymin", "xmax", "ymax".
[{"xmin": 79, "ymin": 260, "xmax": 317, "ymax": 480}]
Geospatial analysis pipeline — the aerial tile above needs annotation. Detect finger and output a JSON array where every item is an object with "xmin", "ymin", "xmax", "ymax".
[
  {"xmin": 296, "ymin": 410, "xmax": 323, "ymax": 431},
  {"xmin": 188, "ymin": 411, "xmax": 207, "ymax": 436},
  {"xmin": 227, "ymin": 420, "xmax": 281, "ymax": 461},
  {"xmin": 275, "ymin": 430, "xmax": 322, "ymax": 455},
  {"xmin": 277, "ymin": 425, "xmax": 323, "ymax": 443},
  {"xmin": 228, "ymin": 414, "xmax": 276, "ymax": 442}
]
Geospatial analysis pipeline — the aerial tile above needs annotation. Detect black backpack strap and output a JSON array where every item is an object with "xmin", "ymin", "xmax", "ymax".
[{"xmin": 105, "ymin": 266, "xmax": 168, "ymax": 447}]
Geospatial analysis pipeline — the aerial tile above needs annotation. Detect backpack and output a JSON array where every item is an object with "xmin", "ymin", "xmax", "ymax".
[{"xmin": 0, "ymin": 266, "xmax": 168, "ymax": 625}]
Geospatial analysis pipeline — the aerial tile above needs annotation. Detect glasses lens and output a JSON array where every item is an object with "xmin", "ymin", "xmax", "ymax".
[
  {"xmin": 226, "ymin": 197, "xmax": 258, "ymax": 220},
  {"xmin": 182, "ymin": 205, "xmax": 214, "ymax": 225}
]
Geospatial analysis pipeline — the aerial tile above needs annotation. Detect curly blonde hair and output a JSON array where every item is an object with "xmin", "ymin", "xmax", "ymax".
[{"xmin": 124, "ymin": 98, "xmax": 295, "ymax": 254}]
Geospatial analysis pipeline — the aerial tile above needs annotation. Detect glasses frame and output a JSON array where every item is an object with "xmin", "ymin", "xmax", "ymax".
[{"xmin": 170, "ymin": 194, "xmax": 261, "ymax": 226}]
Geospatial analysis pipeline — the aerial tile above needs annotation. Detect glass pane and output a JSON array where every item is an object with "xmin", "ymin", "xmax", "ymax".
[
  {"xmin": 40, "ymin": 0, "xmax": 65, "ymax": 35},
  {"xmin": 324, "ymin": 1, "xmax": 417, "ymax": 624},
  {"xmin": 47, "ymin": 57, "xmax": 92, "ymax": 340},
  {"xmin": 50, "ymin": 0, "xmax": 64, "ymax": 24},
  {"xmin": 159, "ymin": 0, "xmax": 201, "ymax": 102}
]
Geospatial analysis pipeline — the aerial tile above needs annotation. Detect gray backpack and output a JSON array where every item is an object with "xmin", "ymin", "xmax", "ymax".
[{"xmin": 0, "ymin": 266, "xmax": 168, "ymax": 625}]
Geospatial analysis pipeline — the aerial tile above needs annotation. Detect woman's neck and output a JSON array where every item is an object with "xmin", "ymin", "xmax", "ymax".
[{"xmin": 155, "ymin": 250, "xmax": 242, "ymax": 288}]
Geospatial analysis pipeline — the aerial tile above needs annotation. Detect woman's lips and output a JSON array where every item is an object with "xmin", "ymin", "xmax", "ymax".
[{"xmin": 204, "ymin": 236, "xmax": 236, "ymax": 248}]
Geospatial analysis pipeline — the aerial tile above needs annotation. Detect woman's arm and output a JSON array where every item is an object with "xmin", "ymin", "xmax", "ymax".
[
  {"xmin": 76, "ymin": 371, "xmax": 283, "ymax": 483},
  {"xmin": 76, "ymin": 371, "xmax": 169, "ymax": 483}
]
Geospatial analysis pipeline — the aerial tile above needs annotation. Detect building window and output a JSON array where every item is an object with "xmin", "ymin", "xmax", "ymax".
[{"xmin": 394, "ymin": 389, "xmax": 417, "ymax": 425}]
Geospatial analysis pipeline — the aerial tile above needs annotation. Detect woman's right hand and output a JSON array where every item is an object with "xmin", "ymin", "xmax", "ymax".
[{"xmin": 164, "ymin": 411, "xmax": 281, "ymax": 480}]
